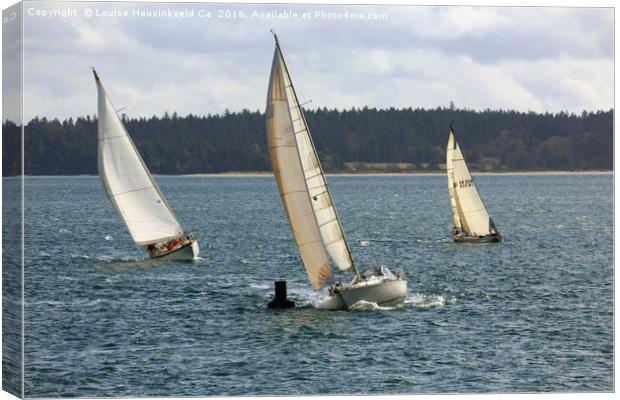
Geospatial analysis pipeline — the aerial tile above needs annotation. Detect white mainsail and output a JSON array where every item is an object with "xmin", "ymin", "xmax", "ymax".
[
  {"xmin": 266, "ymin": 38, "xmax": 354, "ymax": 289},
  {"xmin": 449, "ymin": 132, "xmax": 493, "ymax": 236},
  {"xmin": 94, "ymin": 70, "xmax": 184, "ymax": 245}
]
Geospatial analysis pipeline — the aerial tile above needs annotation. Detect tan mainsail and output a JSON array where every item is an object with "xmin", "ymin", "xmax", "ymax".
[
  {"xmin": 266, "ymin": 37, "xmax": 354, "ymax": 289},
  {"xmin": 94, "ymin": 69, "xmax": 184, "ymax": 245},
  {"xmin": 446, "ymin": 131, "xmax": 461, "ymax": 229},
  {"xmin": 449, "ymin": 130, "xmax": 494, "ymax": 236}
]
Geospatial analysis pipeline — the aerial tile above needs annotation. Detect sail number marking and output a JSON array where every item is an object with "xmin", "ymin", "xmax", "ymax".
[{"xmin": 458, "ymin": 179, "xmax": 474, "ymax": 188}]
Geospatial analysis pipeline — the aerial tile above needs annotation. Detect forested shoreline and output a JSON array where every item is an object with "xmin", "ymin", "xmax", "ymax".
[{"xmin": 2, "ymin": 107, "xmax": 613, "ymax": 176}]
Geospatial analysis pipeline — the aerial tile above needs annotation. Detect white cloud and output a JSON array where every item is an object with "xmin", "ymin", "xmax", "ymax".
[
  {"xmin": 15, "ymin": 2, "xmax": 614, "ymax": 121},
  {"xmin": 503, "ymin": 56, "xmax": 614, "ymax": 112},
  {"xmin": 291, "ymin": 47, "xmax": 546, "ymax": 112},
  {"xmin": 406, "ymin": 7, "xmax": 510, "ymax": 40}
]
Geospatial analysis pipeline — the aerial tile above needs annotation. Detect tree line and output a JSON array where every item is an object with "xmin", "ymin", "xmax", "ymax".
[{"xmin": 2, "ymin": 107, "xmax": 613, "ymax": 176}]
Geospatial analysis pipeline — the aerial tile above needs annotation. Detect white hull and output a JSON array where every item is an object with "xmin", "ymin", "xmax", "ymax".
[
  {"xmin": 191, "ymin": 240, "xmax": 200, "ymax": 257},
  {"xmin": 318, "ymin": 293, "xmax": 347, "ymax": 310},
  {"xmin": 338, "ymin": 279, "xmax": 407, "ymax": 309},
  {"xmin": 149, "ymin": 240, "xmax": 198, "ymax": 261}
]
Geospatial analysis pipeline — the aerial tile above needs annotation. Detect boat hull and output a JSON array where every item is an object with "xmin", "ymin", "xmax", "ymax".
[
  {"xmin": 453, "ymin": 234, "xmax": 501, "ymax": 243},
  {"xmin": 338, "ymin": 279, "xmax": 407, "ymax": 309},
  {"xmin": 149, "ymin": 240, "xmax": 198, "ymax": 260},
  {"xmin": 318, "ymin": 293, "xmax": 347, "ymax": 310}
]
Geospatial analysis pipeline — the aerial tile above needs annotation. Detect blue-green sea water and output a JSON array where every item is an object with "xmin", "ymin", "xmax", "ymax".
[{"xmin": 14, "ymin": 173, "xmax": 613, "ymax": 397}]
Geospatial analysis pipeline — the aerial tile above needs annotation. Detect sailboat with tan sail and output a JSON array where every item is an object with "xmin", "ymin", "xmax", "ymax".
[
  {"xmin": 93, "ymin": 68, "xmax": 199, "ymax": 260},
  {"xmin": 265, "ymin": 32, "xmax": 407, "ymax": 309},
  {"xmin": 446, "ymin": 125, "xmax": 501, "ymax": 243}
]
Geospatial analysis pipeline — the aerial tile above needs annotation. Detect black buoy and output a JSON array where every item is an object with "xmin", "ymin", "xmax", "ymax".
[{"xmin": 267, "ymin": 280, "xmax": 295, "ymax": 309}]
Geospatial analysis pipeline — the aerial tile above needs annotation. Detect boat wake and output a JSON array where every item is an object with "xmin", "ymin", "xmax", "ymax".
[
  {"xmin": 313, "ymin": 292, "xmax": 457, "ymax": 311},
  {"xmin": 405, "ymin": 292, "xmax": 457, "ymax": 309},
  {"xmin": 349, "ymin": 300, "xmax": 403, "ymax": 311},
  {"xmin": 96, "ymin": 255, "xmax": 144, "ymax": 263},
  {"xmin": 260, "ymin": 286, "xmax": 456, "ymax": 313}
]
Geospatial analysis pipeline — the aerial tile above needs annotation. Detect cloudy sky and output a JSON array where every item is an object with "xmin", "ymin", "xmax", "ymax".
[{"xmin": 8, "ymin": 1, "xmax": 615, "ymax": 121}]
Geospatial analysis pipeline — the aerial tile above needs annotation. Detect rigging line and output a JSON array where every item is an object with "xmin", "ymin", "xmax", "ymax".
[
  {"xmin": 318, "ymin": 218, "xmax": 338, "ymax": 228},
  {"xmin": 296, "ymin": 85, "xmax": 372, "ymax": 271},
  {"xmin": 109, "ymin": 186, "xmax": 154, "ymax": 198},
  {"xmin": 303, "ymin": 104, "xmax": 336, "ymax": 167},
  {"xmin": 306, "ymin": 186, "xmax": 328, "ymax": 194},
  {"xmin": 279, "ymin": 47, "xmax": 335, "ymax": 165},
  {"xmin": 296, "ymin": 238, "xmax": 325, "ymax": 247},
  {"xmin": 98, "ymin": 134, "xmax": 127, "ymax": 141},
  {"xmin": 365, "ymin": 223, "xmax": 381, "ymax": 269},
  {"xmin": 275, "ymin": 44, "xmax": 335, "ymax": 173},
  {"xmin": 278, "ymin": 42, "xmax": 360, "ymax": 279},
  {"xmin": 268, "ymin": 144, "xmax": 298, "ymax": 151},
  {"xmin": 304, "ymin": 170, "xmax": 325, "ymax": 181},
  {"xmin": 280, "ymin": 189, "xmax": 315, "ymax": 197}
]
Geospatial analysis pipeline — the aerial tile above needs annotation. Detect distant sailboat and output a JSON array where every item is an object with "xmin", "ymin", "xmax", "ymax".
[
  {"xmin": 265, "ymin": 33, "xmax": 407, "ymax": 309},
  {"xmin": 93, "ymin": 69, "xmax": 199, "ymax": 260},
  {"xmin": 446, "ymin": 126, "xmax": 501, "ymax": 243}
]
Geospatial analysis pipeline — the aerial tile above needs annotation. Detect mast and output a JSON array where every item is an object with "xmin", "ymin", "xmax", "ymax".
[{"xmin": 271, "ymin": 31, "xmax": 361, "ymax": 280}]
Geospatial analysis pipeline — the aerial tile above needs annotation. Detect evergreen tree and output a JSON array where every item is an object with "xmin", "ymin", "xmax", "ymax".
[{"xmin": 2, "ymin": 107, "xmax": 613, "ymax": 176}]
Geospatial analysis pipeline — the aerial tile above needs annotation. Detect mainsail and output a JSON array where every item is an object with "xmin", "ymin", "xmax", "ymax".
[
  {"xmin": 446, "ymin": 131, "xmax": 461, "ymax": 229},
  {"xmin": 266, "ymin": 36, "xmax": 355, "ymax": 289},
  {"xmin": 94, "ymin": 69, "xmax": 184, "ymax": 245},
  {"xmin": 448, "ymin": 129, "xmax": 494, "ymax": 236}
]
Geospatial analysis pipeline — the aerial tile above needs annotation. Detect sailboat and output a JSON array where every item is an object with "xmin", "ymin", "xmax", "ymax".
[
  {"xmin": 265, "ymin": 33, "xmax": 407, "ymax": 310},
  {"xmin": 93, "ymin": 68, "xmax": 199, "ymax": 260},
  {"xmin": 446, "ymin": 126, "xmax": 501, "ymax": 243}
]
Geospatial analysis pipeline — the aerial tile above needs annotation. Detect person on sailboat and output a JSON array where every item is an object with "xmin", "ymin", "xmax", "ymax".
[
  {"xmin": 93, "ymin": 68, "xmax": 200, "ymax": 260},
  {"xmin": 265, "ymin": 31, "xmax": 407, "ymax": 309}
]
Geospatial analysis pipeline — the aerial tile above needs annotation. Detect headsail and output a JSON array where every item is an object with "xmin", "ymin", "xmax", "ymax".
[
  {"xmin": 449, "ymin": 130, "xmax": 495, "ymax": 236},
  {"xmin": 94, "ymin": 69, "xmax": 184, "ymax": 245},
  {"xmin": 266, "ymin": 36, "xmax": 355, "ymax": 289}
]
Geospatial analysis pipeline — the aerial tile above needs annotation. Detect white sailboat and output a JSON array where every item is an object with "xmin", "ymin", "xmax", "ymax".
[
  {"xmin": 446, "ymin": 126, "xmax": 501, "ymax": 243},
  {"xmin": 93, "ymin": 69, "xmax": 199, "ymax": 260},
  {"xmin": 265, "ymin": 33, "xmax": 407, "ymax": 310}
]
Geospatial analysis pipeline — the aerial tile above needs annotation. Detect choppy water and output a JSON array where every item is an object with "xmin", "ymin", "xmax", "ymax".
[{"xmin": 12, "ymin": 173, "xmax": 613, "ymax": 396}]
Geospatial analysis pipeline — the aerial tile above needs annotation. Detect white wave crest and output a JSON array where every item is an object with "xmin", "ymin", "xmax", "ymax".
[
  {"xmin": 405, "ymin": 292, "xmax": 454, "ymax": 309},
  {"xmin": 249, "ymin": 282, "xmax": 270, "ymax": 290},
  {"xmin": 349, "ymin": 300, "xmax": 400, "ymax": 311}
]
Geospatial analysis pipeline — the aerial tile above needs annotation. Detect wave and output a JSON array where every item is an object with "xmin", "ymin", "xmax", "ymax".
[
  {"xmin": 104, "ymin": 275, "xmax": 121, "ymax": 283},
  {"xmin": 405, "ymin": 292, "xmax": 457, "ymax": 309},
  {"xmin": 95, "ymin": 255, "xmax": 144, "ymax": 263},
  {"xmin": 249, "ymin": 282, "xmax": 271, "ymax": 290},
  {"xmin": 27, "ymin": 298, "xmax": 105, "ymax": 307},
  {"xmin": 349, "ymin": 300, "xmax": 403, "ymax": 311}
]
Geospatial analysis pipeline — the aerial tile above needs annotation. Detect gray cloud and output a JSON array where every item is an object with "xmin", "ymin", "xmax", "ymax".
[{"xmin": 17, "ymin": 1, "xmax": 614, "ymax": 121}]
